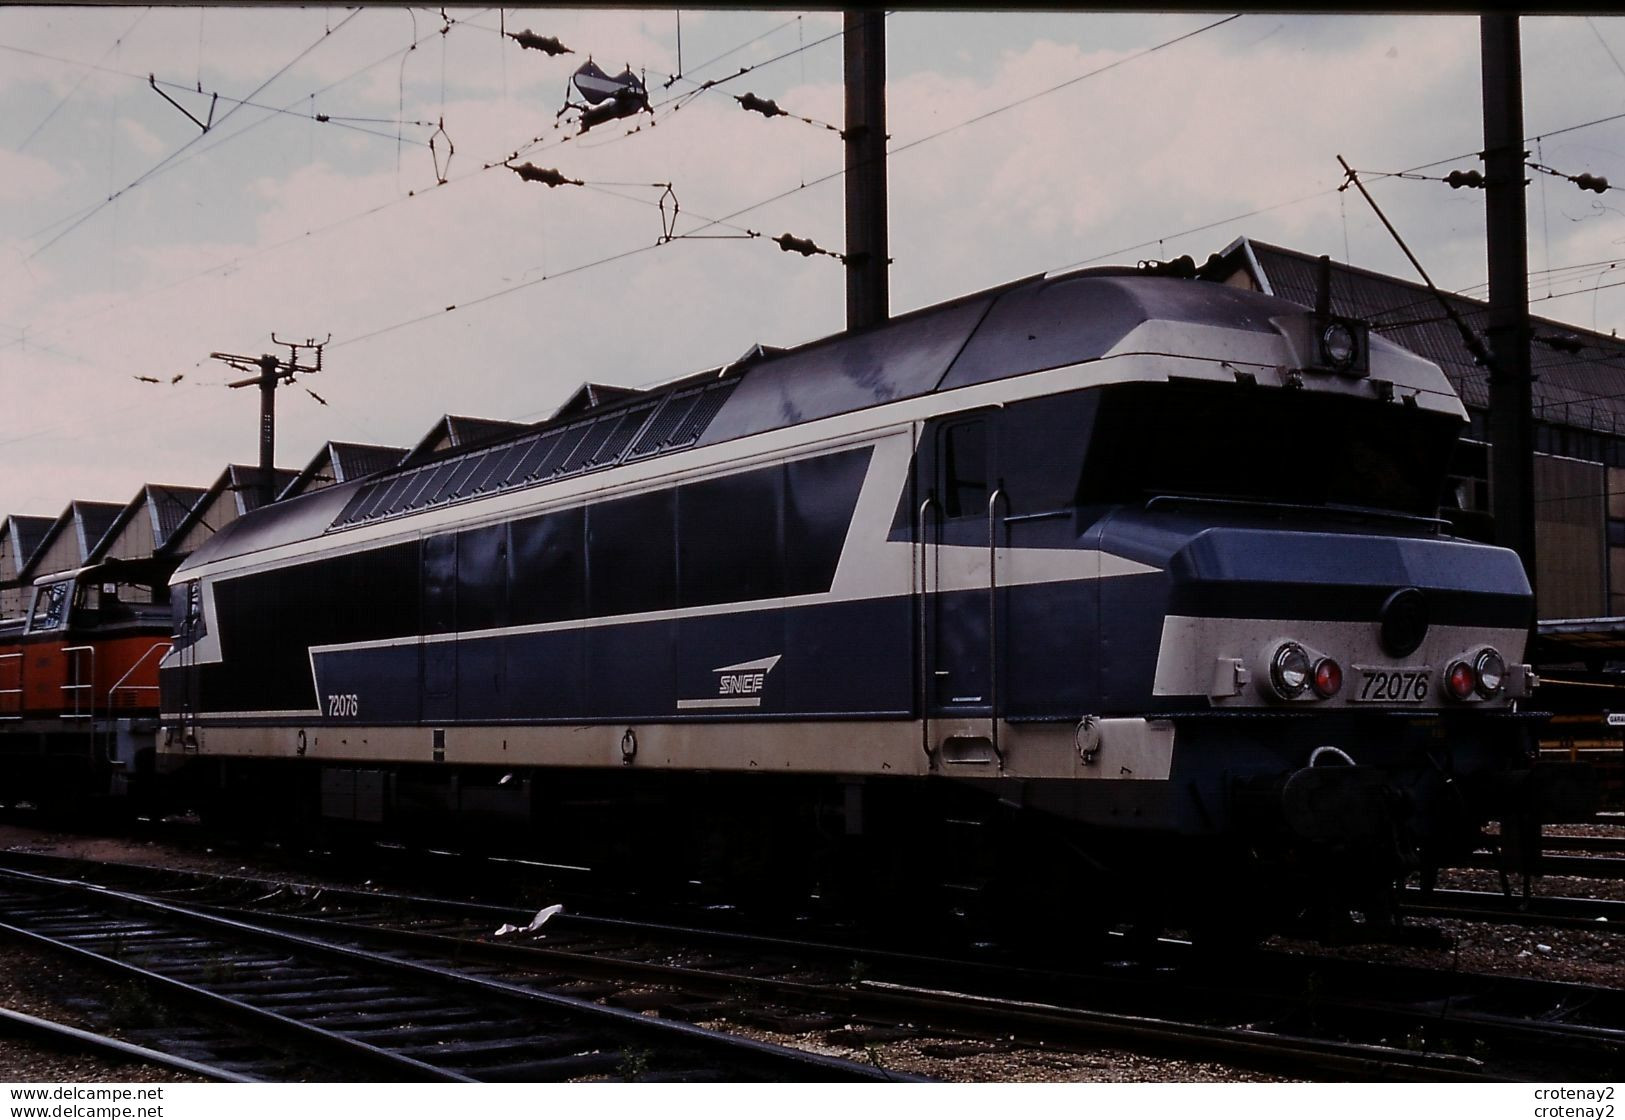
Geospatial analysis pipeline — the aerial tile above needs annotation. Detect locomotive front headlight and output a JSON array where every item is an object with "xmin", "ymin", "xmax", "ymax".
[
  {"xmin": 1474, "ymin": 648, "xmax": 1506, "ymax": 697},
  {"xmin": 1311, "ymin": 657, "xmax": 1343, "ymax": 699},
  {"xmin": 1270, "ymin": 642, "xmax": 1312, "ymax": 699},
  {"xmin": 1445, "ymin": 660, "xmax": 1477, "ymax": 701},
  {"xmin": 1321, "ymin": 320, "xmax": 1359, "ymax": 370}
]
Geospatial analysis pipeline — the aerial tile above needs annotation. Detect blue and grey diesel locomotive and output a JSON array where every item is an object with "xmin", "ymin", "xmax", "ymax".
[{"xmin": 157, "ymin": 265, "xmax": 1587, "ymax": 930}]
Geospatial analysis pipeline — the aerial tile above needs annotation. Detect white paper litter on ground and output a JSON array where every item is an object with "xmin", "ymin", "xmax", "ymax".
[{"xmin": 494, "ymin": 903, "xmax": 564, "ymax": 937}]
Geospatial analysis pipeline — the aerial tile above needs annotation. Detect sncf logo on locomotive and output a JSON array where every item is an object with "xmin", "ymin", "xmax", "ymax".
[{"xmin": 676, "ymin": 655, "xmax": 782, "ymax": 710}]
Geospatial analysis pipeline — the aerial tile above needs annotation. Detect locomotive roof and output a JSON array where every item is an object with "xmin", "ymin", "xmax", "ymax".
[
  {"xmin": 176, "ymin": 268, "xmax": 1455, "ymax": 575},
  {"xmin": 1220, "ymin": 237, "xmax": 1625, "ymax": 435}
]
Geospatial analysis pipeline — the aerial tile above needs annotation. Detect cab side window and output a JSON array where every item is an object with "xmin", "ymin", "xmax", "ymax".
[
  {"xmin": 941, "ymin": 420, "xmax": 989, "ymax": 519},
  {"xmin": 28, "ymin": 582, "xmax": 70, "ymax": 632}
]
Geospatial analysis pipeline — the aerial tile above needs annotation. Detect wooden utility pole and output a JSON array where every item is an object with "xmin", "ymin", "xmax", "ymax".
[
  {"xmin": 1482, "ymin": 13, "xmax": 1537, "ymax": 600},
  {"xmin": 844, "ymin": 10, "xmax": 888, "ymax": 331}
]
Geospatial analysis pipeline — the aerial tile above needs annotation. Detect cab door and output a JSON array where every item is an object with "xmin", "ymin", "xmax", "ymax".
[
  {"xmin": 420, "ymin": 533, "xmax": 457, "ymax": 724},
  {"xmin": 917, "ymin": 412, "xmax": 1001, "ymax": 759}
]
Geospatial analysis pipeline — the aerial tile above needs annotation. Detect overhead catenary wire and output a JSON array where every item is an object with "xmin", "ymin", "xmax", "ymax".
[
  {"xmin": 326, "ymin": 12, "xmax": 1249, "ymax": 355},
  {"xmin": 15, "ymin": 10, "xmax": 1625, "ymax": 435},
  {"xmin": 12, "ymin": 28, "xmax": 1618, "ymax": 391},
  {"xmin": 1058, "ymin": 108, "xmax": 1625, "ymax": 304},
  {"xmin": 663, "ymin": 14, "xmax": 1249, "ymax": 254},
  {"xmin": 14, "ymin": 8, "xmax": 149, "ymax": 152},
  {"xmin": 0, "ymin": 37, "xmax": 435, "ymax": 157},
  {"xmin": 0, "ymin": 12, "xmax": 502, "ymax": 346},
  {"xmin": 892, "ymin": 14, "xmax": 1242, "ymax": 159},
  {"xmin": 13, "ymin": 7, "xmax": 495, "ymax": 261},
  {"xmin": 494, "ymin": 16, "xmax": 852, "ymax": 165},
  {"xmin": 11, "ymin": 14, "xmax": 1625, "ymax": 515},
  {"xmin": 0, "ymin": 7, "xmax": 836, "ymax": 359},
  {"xmin": 22, "ymin": 9, "xmax": 366, "ymax": 262},
  {"xmin": 1527, "ymin": 160, "xmax": 1615, "ymax": 194},
  {"xmin": 656, "ymin": 22, "xmax": 850, "ymax": 112},
  {"xmin": 1353, "ymin": 159, "xmax": 1617, "ymax": 196},
  {"xmin": 734, "ymin": 91, "xmax": 841, "ymax": 135},
  {"xmin": 1349, "ymin": 257, "xmax": 1625, "ymax": 327},
  {"xmin": 661, "ymin": 11, "xmax": 806, "ymax": 89},
  {"xmin": 21, "ymin": 9, "xmax": 1256, "ymax": 377},
  {"xmin": 9, "ymin": 2, "xmax": 821, "ymax": 290}
]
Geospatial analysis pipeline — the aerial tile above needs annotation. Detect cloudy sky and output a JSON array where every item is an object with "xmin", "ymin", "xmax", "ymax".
[{"xmin": 2, "ymin": 7, "xmax": 1623, "ymax": 519}]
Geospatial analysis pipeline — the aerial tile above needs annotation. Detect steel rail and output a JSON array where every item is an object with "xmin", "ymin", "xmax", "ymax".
[
  {"xmin": 188, "ymin": 898, "xmax": 1501, "ymax": 1082},
  {"xmin": 1401, "ymin": 885, "xmax": 1625, "ymax": 928},
  {"xmin": 0, "ymin": 1006, "xmax": 251, "ymax": 1082},
  {"xmin": 5, "ymin": 851, "xmax": 1624, "ymax": 1079},
  {"xmin": 0, "ymin": 864, "xmax": 911, "ymax": 1083},
  {"xmin": 1539, "ymin": 834, "xmax": 1625, "ymax": 856},
  {"xmin": 0, "ymin": 913, "xmax": 474, "ymax": 1082},
  {"xmin": 227, "ymin": 890, "xmax": 1625, "ymax": 1076},
  {"xmin": 205, "ymin": 874, "xmax": 1625, "ymax": 1079},
  {"xmin": 1464, "ymin": 851, "xmax": 1625, "ymax": 880}
]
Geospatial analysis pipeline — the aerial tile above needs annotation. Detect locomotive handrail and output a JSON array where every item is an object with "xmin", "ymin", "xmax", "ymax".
[
  {"xmin": 107, "ymin": 642, "xmax": 172, "ymax": 710},
  {"xmin": 103, "ymin": 643, "xmax": 172, "ymax": 765},
  {"xmin": 1001, "ymin": 507, "xmax": 1071, "ymax": 525},
  {"xmin": 917, "ymin": 495, "xmax": 937, "ymax": 763},
  {"xmin": 0, "ymin": 651, "xmax": 21, "ymax": 721},
  {"xmin": 1143, "ymin": 493, "xmax": 1450, "ymax": 530},
  {"xmin": 988, "ymin": 487, "xmax": 1007, "ymax": 768},
  {"xmin": 60, "ymin": 645, "xmax": 95, "ymax": 720}
]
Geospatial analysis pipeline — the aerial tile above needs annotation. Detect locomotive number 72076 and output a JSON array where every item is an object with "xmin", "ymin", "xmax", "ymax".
[
  {"xmin": 1354, "ymin": 669, "xmax": 1430, "ymax": 703},
  {"xmin": 327, "ymin": 694, "xmax": 359, "ymax": 718}
]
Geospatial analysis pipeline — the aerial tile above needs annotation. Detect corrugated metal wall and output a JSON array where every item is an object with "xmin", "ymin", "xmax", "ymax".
[{"xmin": 1534, "ymin": 453, "xmax": 1606, "ymax": 620}]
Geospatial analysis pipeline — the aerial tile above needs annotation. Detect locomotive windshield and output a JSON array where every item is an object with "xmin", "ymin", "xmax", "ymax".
[{"xmin": 1079, "ymin": 380, "xmax": 1460, "ymax": 517}]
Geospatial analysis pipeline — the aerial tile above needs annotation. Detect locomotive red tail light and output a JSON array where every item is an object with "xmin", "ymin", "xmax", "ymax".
[
  {"xmin": 1445, "ymin": 660, "xmax": 1477, "ymax": 701},
  {"xmin": 1311, "ymin": 657, "xmax": 1342, "ymax": 699},
  {"xmin": 1474, "ymin": 648, "xmax": 1506, "ymax": 697}
]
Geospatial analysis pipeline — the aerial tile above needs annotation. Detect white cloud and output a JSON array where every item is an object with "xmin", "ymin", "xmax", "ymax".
[
  {"xmin": 0, "ymin": 9, "xmax": 1621, "ymax": 517},
  {"xmin": 0, "ymin": 148, "xmax": 65, "ymax": 204}
]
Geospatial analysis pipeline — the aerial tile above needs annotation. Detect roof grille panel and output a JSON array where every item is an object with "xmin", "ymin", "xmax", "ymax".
[
  {"xmin": 668, "ymin": 382, "xmax": 735, "ymax": 448},
  {"xmin": 324, "ymin": 379, "xmax": 739, "ymax": 532},
  {"xmin": 593, "ymin": 402, "xmax": 658, "ymax": 465},
  {"xmin": 352, "ymin": 473, "xmax": 415, "ymax": 524},
  {"xmin": 627, "ymin": 390, "xmax": 702, "ymax": 459},
  {"xmin": 555, "ymin": 416, "xmax": 621, "ymax": 476},
  {"xmin": 444, "ymin": 453, "xmax": 489, "ymax": 501},
  {"xmin": 406, "ymin": 466, "xmax": 446, "ymax": 511},
  {"xmin": 466, "ymin": 442, "xmax": 528, "ymax": 495},
  {"xmin": 535, "ymin": 424, "xmax": 594, "ymax": 478},
  {"xmin": 503, "ymin": 431, "xmax": 563, "ymax": 487},
  {"xmin": 334, "ymin": 484, "xmax": 377, "ymax": 527}
]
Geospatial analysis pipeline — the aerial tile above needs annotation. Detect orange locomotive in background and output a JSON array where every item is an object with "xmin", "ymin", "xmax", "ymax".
[{"xmin": 0, "ymin": 560, "xmax": 174, "ymax": 811}]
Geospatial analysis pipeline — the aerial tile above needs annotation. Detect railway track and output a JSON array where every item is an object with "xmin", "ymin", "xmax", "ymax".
[
  {"xmin": 1461, "ymin": 827, "xmax": 1625, "ymax": 879},
  {"xmin": 0, "ymin": 862, "xmax": 906, "ymax": 1083},
  {"xmin": 1402, "ymin": 886, "xmax": 1625, "ymax": 929},
  {"xmin": 1480, "ymin": 853, "xmax": 1625, "ymax": 880},
  {"xmin": 0, "ymin": 1007, "xmax": 245, "ymax": 1082},
  {"xmin": 1539, "ymin": 833, "xmax": 1625, "ymax": 857},
  {"xmin": 2, "ymin": 852, "xmax": 1621, "ymax": 1081}
]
